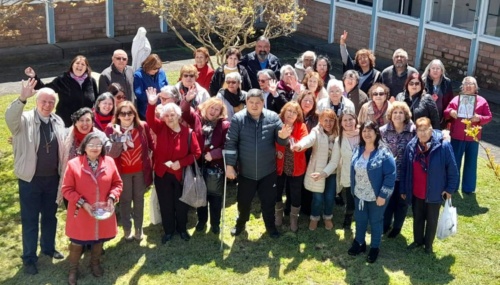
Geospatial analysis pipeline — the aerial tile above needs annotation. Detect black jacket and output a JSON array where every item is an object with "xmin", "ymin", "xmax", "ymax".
[
  {"xmin": 240, "ymin": 51, "xmax": 281, "ymax": 88},
  {"xmin": 396, "ymin": 90, "xmax": 441, "ymax": 129},
  {"xmin": 209, "ymin": 64, "xmax": 252, "ymax": 96},
  {"xmin": 35, "ymin": 72, "xmax": 97, "ymax": 127},
  {"xmin": 98, "ymin": 64, "xmax": 135, "ymax": 104}
]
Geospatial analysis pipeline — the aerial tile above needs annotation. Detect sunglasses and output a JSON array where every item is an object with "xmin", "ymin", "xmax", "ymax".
[
  {"xmin": 183, "ymin": 74, "xmax": 195, "ymax": 78},
  {"xmin": 115, "ymin": 95, "xmax": 126, "ymax": 100},
  {"xmin": 408, "ymin": 81, "xmax": 420, "ymax": 86},
  {"xmin": 258, "ymin": 79, "xmax": 269, "ymax": 83},
  {"xmin": 226, "ymin": 81, "xmax": 238, "ymax": 85},
  {"xmin": 372, "ymin": 92, "xmax": 386, "ymax": 96},
  {"xmin": 114, "ymin": 57, "xmax": 128, "ymax": 61},
  {"xmin": 119, "ymin": 111, "xmax": 134, "ymax": 117}
]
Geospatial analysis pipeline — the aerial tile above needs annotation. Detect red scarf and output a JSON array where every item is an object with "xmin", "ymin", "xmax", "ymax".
[
  {"xmin": 372, "ymin": 101, "xmax": 388, "ymax": 126},
  {"xmin": 93, "ymin": 110, "xmax": 113, "ymax": 131},
  {"xmin": 74, "ymin": 127, "xmax": 91, "ymax": 147}
]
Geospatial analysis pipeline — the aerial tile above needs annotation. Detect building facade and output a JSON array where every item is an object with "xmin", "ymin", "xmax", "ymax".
[{"xmin": 298, "ymin": 0, "xmax": 500, "ymax": 90}]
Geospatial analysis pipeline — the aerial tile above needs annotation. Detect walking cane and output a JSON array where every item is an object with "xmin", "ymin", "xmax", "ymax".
[{"xmin": 220, "ymin": 150, "xmax": 228, "ymax": 251}]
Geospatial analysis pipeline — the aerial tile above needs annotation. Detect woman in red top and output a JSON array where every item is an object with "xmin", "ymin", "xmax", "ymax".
[
  {"xmin": 146, "ymin": 93, "xmax": 201, "ymax": 243},
  {"xmin": 194, "ymin": 47, "xmax": 214, "ymax": 91},
  {"xmin": 93, "ymin": 92, "xmax": 115, "ymax": 131},
  {"xmin": 105, "ymin": 102, "xmax": 154, "ymax": 242},
  {"xmin": 62, "ymin": 133, "xmax": 122, "ymax": 285},
  {"xmin": 275, "ymin": 101, "xmax": 309, "ymax": 232}
]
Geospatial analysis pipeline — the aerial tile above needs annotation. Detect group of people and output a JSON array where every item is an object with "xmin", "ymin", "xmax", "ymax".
[{"xmin": 6, "ymin": 32, "xmax": 493, "ymax": 284}]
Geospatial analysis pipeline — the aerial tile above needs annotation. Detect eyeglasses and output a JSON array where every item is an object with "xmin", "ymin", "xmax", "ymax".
[
  {"xmin": 183, "ymin": 74, "xmax": 195, "ymax": 78},
  {"xmin": 226, "ymin": 81, "xmax": 238, "ymax": 85},
  {"xmin": 119, "ymin": 111, "xmax": 134, "ymax": 117},
  {"xmin": 372, "ymin": 92, "xmax": 386, "ymax": 97},
  {"xmin": 153, "ymin": 67, "xmax": 161, "ymax": 71},
  {"xmin": 329, "ymin": 90, "xmax": 342, "ymax": 94},
  {"xmin": 114, "ymin": 57, "xmax": 128, "ymax": 61},
  {"xmin": 408, "ymin": 81, "xmax": 420, "ymax": 86},
  {"xmin": 463, "ymin": 82, "xmax": 475, "ymax": 86},
  {"xmin": 302, "ymin": 99, "xmax": 314, "ymax": 104},
  {"xmin": 87, "ymin": 144, "xmax": 103, "ymax": 149},
  {"xmin": 159, "ymin": 97, "xmax": 172, "ymax": 101},
  {"xmin": 115, "ymin": 95, "xmax": 126, "ymax": 100}
]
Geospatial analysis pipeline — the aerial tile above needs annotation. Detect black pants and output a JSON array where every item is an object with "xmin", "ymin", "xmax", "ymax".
[
  {"xmin": 154, "ymin": 173, "xmax": 188, "ymax": 235},
  {"xmin": 383, "ymin": 182, "xmax": 408, "ymax": 231},
  {"xmin": 276, "ymin": 174, "xmax": 304, "ymax": 208},
  {"xmin": 412, "ymin": 197, "xmax": 441, "ymax": 248},
  {"xmin": 236, "ymin": 172, "xmax": 277, "ymax": 232},
  {"xmin": 342, "ymin": 187, "xmax": 355, "ymax": 215},
  {"xmin": 197, "ymin": 194, "xmax": 223, "ymax": 228}
]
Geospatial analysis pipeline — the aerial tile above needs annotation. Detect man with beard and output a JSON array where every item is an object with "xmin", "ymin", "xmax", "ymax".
[
  {"xmin": 240, "ymin": 36, "xmax": 282, "ymax": 89},
  {"xmin": 381, "ymin": 49, "xmax": 417, "ymax": 100}
]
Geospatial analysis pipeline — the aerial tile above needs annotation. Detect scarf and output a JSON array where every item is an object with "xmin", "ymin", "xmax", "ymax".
[
  {"xmin": 119, "ymin": 124, "xmax": 135, "ymax": 151},
  {"xmin": 223, "ymin": 89, "xmax": 245, "ymax": 107},
  {"xmin": 277, "ymin": 80, "xmax": 293, "ymax": 93},
  {"xmin": 202, "ymin": 120, "xmax": 217, "ymax": 148},
  {"xmin": 414, "ymin": 142, "xmax": 431, "ymax": 173},
  {"xmin": 70, "ymin": 72, "xmax": 88, "ymax": 87},
  {"xmin": 371, "ymin": 101, "xmax": 388, "ymax": 126},
  {"xmin": 93, "ymin": 110, "xmax": 113, "ymax": 131},
  {"xmin": 73, "ymin": 127, "xmax": 89, "ymax": 147}
]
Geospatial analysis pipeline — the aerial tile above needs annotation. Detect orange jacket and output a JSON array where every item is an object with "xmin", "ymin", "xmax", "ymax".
[
  {"xmin": 276, "ymin": 121, "xmax": 308, "ymax": 176},
  {"xmin": 62, "ymin": 155, "xmax": 123, "ymax": 241}
]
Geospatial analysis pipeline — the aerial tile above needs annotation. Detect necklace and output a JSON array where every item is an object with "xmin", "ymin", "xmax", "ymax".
[{"xmin": 41, "ymin": 122, "xmax": 53, "ymax": 154}]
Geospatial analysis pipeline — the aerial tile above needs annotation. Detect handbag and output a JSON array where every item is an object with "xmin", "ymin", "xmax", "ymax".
[
  {"xmin": 437, "ymin": 198, "xmax": 458, "ymax": 240},
  {"xmin": 203, "ymin": 166, "xmax": 224, "ymax": 196},
  {"xmin": 179, "ymin": 129, "xmax": 208, "ymax": 208},
  {"xmin": 149, "ymin": 187, "xmax": 162, "ymax": 225}
]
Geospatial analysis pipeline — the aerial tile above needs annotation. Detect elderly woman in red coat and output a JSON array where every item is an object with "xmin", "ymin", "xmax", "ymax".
[
  {"xmin": 62, "ymin": 132, "xmax": 123, "ymax": 285},
  {"xmin": 274, "ymin": 101, "xmax": 309, "ymax": 232}
]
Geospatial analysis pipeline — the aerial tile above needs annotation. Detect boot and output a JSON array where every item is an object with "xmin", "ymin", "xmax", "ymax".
[
  {"xmin": 90, "ymin": 243, "xmax": 104, "ymax": 277},
  {"xmin": 309, "ymin": 218, "xmax": 319, "ymax": 231},
  {"xmin": 68, "ymin": 243, "xmax": 82, "ymax": 285},
  {"xmin": 275, "ymin": 202, "xmax": 284, "ymax": 226},
  {"xmin": 343, "ymin": 214, "xmax": 353, "ymax": 229},
  {"xmin": 290, "ymin": 206, "xmax": 300, "ymax": 232},
  {"xmin": 324, "ymin": 218, "xmax": 334, "ymax": 230}
]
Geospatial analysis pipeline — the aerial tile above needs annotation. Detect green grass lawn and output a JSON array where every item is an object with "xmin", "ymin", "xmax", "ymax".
[{"xmin": 0, "ymin": 93, "xmax": 499, "ymax": 285}]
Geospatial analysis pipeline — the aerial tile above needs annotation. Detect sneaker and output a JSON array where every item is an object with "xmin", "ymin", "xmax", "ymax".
[
  {"xmin": 124, "ymin": 230, "xmax": 134, "ymax": 242},
  {"xmin": 230, "ymin": 226, "xmax": 245, "ymax": 236}
]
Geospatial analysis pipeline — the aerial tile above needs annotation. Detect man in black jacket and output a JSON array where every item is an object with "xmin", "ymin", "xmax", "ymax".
[
  {"xmin": 240, "ymin": 37, "xmax": 282, "ymax": 89},
  {"xmin": 225, "ymin": 89, "xmax": 291, "ymax": 238}
]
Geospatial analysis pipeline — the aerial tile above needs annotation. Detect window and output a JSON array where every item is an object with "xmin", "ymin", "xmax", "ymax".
[
  {"xmin": 343, "ymin": 0, "xmax": 373, "ymax": 7},
  {"xmin": 485, "ymin": 1, "xmax": 500, "ymax": 37},
  {"xmin": 431, "ymin": 0, "xmax": 478, "ymax": 31},
  {"xmin": 382, "ymin": 0, "xmax": 421, "ymax": 18}
]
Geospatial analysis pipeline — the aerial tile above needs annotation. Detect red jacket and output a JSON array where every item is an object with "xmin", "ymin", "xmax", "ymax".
[
  {"xmin": 276, "ymin": 121, "xmax": 308, "ymax": 176},
  {"xmin": 146, "ymin": 104, "xmax": 202, "ymax": 181},
  {"xmin": 62, "ymin": 155, "xmax": 123, "ymax": 241}
]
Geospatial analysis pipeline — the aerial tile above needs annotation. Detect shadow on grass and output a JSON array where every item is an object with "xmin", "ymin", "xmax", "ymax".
[{"xmin": 452, "ymin": 192, "xmax": 489, "ymax": 217}]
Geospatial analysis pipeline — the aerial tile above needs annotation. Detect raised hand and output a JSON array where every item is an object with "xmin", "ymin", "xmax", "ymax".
[
  {"xmin": 278, "ymin": 124, "xmax": 292, "ymax": 139},
  {"xmin": 24, "ymin": 67, "xmax": 36, "ymax": 78},
  {"xmin": 268, "ymin": 79, "xmax": 278, "ymax": 94},
  {"xmin": 340, "ymin": 30, "xmax": 348, "ymax": 45},
  {"xmin": 20, "ymin": 78, "xmax": 38, "ymax": 101},
  {"xmin": 146, "ymin": 87, "xmax": 158, "ymax": 105},
  {"xmin": 185, "ymin": 85, "xmax": 197, "ymax": 102}
]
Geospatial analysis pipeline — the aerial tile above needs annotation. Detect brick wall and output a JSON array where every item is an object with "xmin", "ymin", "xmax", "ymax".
[
  {"xmin": 55, "ymin": 2, "xmax": 106, "ymax": 42},
  {"xmin": 297, "ymin": 0, "xmax": 330, "ymax": 40},
  {"xmin": 422, "ymin": 30, "xmax": 471, "ymax": 82},
  {"xmin": 476, "ymin": 43, "xmax": 500, "ymax": 90},
  {"xmin": 114, "ymin": 0, "xmax": 160, "ymax": 36},
  {"xmin": 333, "ymin": 7, "xmax": 371, "ymax": 50},
  {"xmin": 0, "ymin": 4, "xmax": 46, "ymax": 48},
  {"xmin": 376, "ymin": 18, "xmax": 418, "ymax": 66}
]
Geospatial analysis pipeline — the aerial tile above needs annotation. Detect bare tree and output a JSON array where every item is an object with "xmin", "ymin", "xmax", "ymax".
[{"xmin": 142, "ymin": 0, "xmax": 306, "ymax": 66}]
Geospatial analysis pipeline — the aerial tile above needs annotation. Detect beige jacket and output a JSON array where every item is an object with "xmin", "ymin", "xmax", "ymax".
[
  {"xmin": 295, "ymin": 125, "xmax": 336, "ymax": 193},
  {"xmin": 5, "ymin": 98, "xmax": 66, "ymax": 183},
  {"xmin": 325, "ymin": 135, "xmax": 359, "ymax": 189}
]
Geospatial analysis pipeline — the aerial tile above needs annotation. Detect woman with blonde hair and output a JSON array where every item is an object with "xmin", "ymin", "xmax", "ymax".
[
  {"xmin": 293, "ymin": 109, "xmax": 339, "ymax": 230},
  {"xmin": 181, "ymin": 95, "xmax": 229, "ymax": 234},
  {"xmin": 105, "ymin": 101, "xmax": 154, "ymax": 241},
  {"xmin": 274, "ymin": 101, "xmax": 308, "ymax": 232}
]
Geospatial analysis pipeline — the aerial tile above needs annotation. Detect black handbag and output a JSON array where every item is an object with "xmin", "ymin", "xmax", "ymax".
[{"xmin": 203, "ymin": 166, "xmax": 224, "ymax": 196}]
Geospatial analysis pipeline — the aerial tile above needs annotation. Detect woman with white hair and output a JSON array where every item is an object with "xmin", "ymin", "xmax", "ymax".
[
  {"xmin": 146, "ymin": 95, "xmax": 202, "ymax": 243},
  {"xmin": 154, "ymin": 85, "xmax": 181, "ymax": 118},
  {"xmin": 422, "ymin": 59, "xmax": 454, "ymax": 129},
  {"xmin": 444, "ymin": 76, "xmax": 492, "ymax": 195},
  {"xmin": 295, "ymin": 51, "xmax": 317, "ymax": 82},
  {"xmin": 317, "ymin": 79, "xmax": 355, "ymax": 116},
  {"xmin": 216, "ymin": 72, "xmax": 247, "ymax": 121},
  {"xmin": 277, "ymin": 64, "xmax": 301, "ymax": 101}
]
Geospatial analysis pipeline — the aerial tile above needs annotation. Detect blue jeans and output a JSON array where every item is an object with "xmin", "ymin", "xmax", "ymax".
[
  {"xmin": 354, "ymin": 196, "xmax": 388, "ymax": 249},
  {"xmin": 19, "ymin": 175, "xmax": 59, "ymax": 264},
  {"xmin": 311, "ymin": 174, "xmax": 336, "ymax": 219},
  {"xmin": 451, "ymin": 139, "xmax": 479, "ymax": 193}
]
